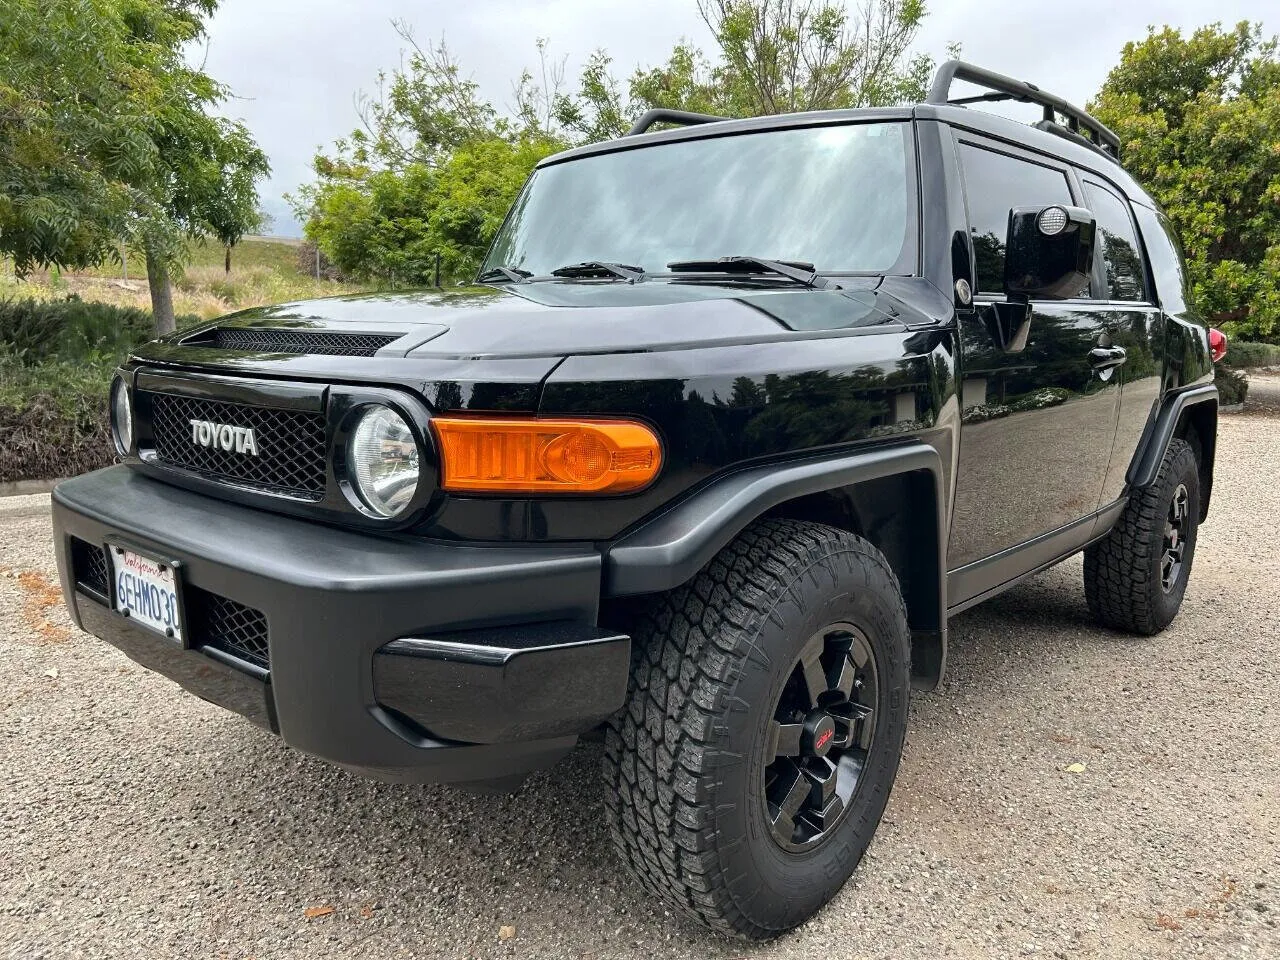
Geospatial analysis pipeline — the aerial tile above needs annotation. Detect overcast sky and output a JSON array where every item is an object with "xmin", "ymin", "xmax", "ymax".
[{"xmin": 197, "ymin": 0, "xmax": 1278, "ymax": 236}]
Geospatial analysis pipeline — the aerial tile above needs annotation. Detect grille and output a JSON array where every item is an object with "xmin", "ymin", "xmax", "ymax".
[
  {"xmin": 188, "ymin": 586, "xmax": 270, "ymax": 669},
  {"xmin": 149, "ymin": 393, "xmax": 327, "ymax": 499},
  {"xmin": 71, "ymin": 537, "xmax": 110, "ymax": 596},
  {"xmin": 207, "ymin": 328, "xmax": 398, "ymax": 357}
]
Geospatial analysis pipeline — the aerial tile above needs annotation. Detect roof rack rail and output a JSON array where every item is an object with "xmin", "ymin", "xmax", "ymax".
[
  {"xmin": 627, "ymin": 108, "xmax": 729, "ymax": 137},
  {"xmin": 927, "ymin": 60, "xmax": 1121, "ymax": 163}
]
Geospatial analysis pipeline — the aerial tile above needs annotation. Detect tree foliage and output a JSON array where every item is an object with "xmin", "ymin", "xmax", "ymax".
[
  {"xmin": 0, "ymin": 0, "xmax": 269, "ymax": 333},
  {"xmin": 298, "ymin": 2, "xmax": 941, "ymax": 285},
  {"xmin": 1092, "ymin": 22, "xmax": 1280, "ymax": 341}
]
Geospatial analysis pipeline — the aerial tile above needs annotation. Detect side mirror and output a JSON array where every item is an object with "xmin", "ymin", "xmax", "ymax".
[{"xmin": 1004, "ymin": 205, "xmax": 1095, "ymax": 301}]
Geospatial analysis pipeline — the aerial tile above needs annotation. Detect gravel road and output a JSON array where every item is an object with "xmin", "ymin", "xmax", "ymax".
[{"xmin": 3, "ymin": 379, "xmax": 1278, "ymax": 960}]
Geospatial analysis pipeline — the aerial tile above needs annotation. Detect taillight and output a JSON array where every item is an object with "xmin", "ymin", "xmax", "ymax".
[
  {"xmin": 431, "ymin": 417, "xmax": 663, "ymax": 494},
  {"xmin": 1209, "ymin": 327, "xmax": 1228, "ymax": 363}
]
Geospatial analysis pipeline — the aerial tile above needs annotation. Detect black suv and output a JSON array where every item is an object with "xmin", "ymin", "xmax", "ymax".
[{"xmin": 52, "ymin": 62, "xmax": 1223, "ymax": 939}]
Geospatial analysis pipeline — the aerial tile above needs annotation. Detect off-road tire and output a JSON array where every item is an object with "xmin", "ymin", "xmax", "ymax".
[
  {"xmin": 1084, "ymin": 438, "xmax": 1200, "ymax": 634},
  {"xmin": 602, "ymin": 518, "xmax": 911, "ymax": 939}
]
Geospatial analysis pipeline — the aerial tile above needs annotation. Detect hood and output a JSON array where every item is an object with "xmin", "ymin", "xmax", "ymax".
[
  {"xmin": 128, "ymin": 278, "xmax": 952, "ymax": 412},
  {"xmin": 156, "ymin": 277, "xmax": 950, "ymax": 361}
]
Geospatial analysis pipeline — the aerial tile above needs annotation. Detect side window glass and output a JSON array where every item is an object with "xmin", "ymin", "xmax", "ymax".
[
  {"xmin": 957, "ymin": 144, "xmax": 1073, "ymax": 295},
  {"xmin": 1083, "ymin": 181, "xmax": 1146, "ymax": 301},
  {"xmin": 1133, "ymin": 205, "xmax": 1190, "ymax": 315}
]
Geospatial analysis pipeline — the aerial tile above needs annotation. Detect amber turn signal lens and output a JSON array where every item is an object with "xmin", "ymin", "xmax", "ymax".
[{"xmin": 431, "ymin": 417, "xmax": 663, "ymax": 494}]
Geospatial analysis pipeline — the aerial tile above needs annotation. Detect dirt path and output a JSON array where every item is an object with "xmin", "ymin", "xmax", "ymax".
[{"xmin": 1, "ymin": 409, "xmax": 1276, "ymax": 959}]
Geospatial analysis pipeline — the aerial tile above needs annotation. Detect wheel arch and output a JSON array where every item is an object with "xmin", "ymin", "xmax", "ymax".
[
  {"xmin": 1128, "ymin": 384, "xmax": 1217, "ymax": 519},
  {"xmin": 602, "ymin": 443, "xmax": 949, "ymax": 690}
]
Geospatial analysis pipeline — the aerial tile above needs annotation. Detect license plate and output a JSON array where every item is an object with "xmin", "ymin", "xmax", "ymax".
[{"xmin": 111, "ymin": 547, "xmax": 183, "ymax": 643}]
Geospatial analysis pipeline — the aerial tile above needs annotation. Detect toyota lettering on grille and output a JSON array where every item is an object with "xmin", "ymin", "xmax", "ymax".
[{"xmin": 189, "ymin": 419, "xmax": 260, "ymax": 456}]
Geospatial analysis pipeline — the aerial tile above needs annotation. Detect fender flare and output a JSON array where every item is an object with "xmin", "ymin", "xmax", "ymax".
[
  {"xmin": 1128, "ymin": 383, "xmax": 1217, "ymax": 514},
  {"xmin": 602, "ymin": 442, "xmax": 949, "ymax": 689}
]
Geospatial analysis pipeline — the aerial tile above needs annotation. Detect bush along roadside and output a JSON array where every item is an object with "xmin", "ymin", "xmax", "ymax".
[
  {"xmin": 0, "ymin": 393, "xmax": 113, "ymax": 484},
  {"xmin": 0, "ymin": 296, "xmax": 197, "ymax": 484},
  {"xmin": 1215, "ymin": 364, "xmax": 1249, "ymax": 407},
  {"xmin": 1225, "ymin": 340, "xmax": 1280, "ymax": 370}
]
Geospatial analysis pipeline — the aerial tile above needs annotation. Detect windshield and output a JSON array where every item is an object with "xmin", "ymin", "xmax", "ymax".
[{"xmin": 483, "ymin": 121, "xmax": 914, "ymax": 277}]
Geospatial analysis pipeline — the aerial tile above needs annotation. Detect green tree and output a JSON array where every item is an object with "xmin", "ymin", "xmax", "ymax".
[
  {"xmin": 0, "ymin": 0, "xmax": 156, "ymax": 272},
  {"xmin": 298, "ymin": 4, "xmax": 945, "ymax": 283},
  {"xmin": 556, "ymin": 0, "xmax": 938, "ymax": 139},
  {"xmin": 1092, "ymin": 22, "xmax": 1280, "ymax": 341},
  {"xmin": 0, "ymin": 0, "xmax": 269, "ymax": 335},
  {"xmin": 294, "ymin": 23, "xmax": 564, "ymax": 285}
]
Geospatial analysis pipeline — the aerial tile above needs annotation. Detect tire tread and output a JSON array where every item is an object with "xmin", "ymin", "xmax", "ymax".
[{"xmin": 602, "ymin": 518, "xmax": 906, "ymax": 938}]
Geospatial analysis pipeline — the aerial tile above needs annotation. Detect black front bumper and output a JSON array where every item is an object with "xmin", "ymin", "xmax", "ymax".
[{"xmin": 53, "ymin": 467, "xmax": 629, "ymax": 784}]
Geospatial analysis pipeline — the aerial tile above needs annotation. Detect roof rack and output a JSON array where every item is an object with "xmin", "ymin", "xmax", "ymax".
[
  {"xmin": 927, "ymin": 60, "xmax": 1121, "ymax": 162},
  {"xmin": 627, "ymin": 108, "xmax": 729, "ymax": 137}
]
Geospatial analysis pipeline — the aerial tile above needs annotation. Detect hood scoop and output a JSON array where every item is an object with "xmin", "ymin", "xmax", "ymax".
[{"xmin": 182, "ymin": 326, "xmax": 404, "ymax": 358}]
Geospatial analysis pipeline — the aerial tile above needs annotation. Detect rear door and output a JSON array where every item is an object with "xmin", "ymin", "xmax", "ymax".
[
  {"xmin": 948, "ymin": 136, "xmax": 1121, "ymax": 575},
  {"xmin": 1077, "ymin": 176, "xmax": 1165, "ymax": 508}
]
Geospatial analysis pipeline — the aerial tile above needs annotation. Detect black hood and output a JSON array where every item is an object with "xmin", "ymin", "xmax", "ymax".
[{"xmin": 144, "ymin": 277, "xmax": 949, "ymax": 362}]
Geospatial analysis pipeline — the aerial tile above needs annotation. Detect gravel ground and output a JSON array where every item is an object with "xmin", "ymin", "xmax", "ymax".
[{"xmin": 2, "ymin": 379, "xmax": 1279, "ymax": 960}]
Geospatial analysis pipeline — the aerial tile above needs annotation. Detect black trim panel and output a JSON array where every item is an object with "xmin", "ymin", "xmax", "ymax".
[
  {"xmin": 947, "ymin": 498, "xmax": 1127, "ymax": 613},
  {"xmin": 374, "ymin": 622, "xmax": 630, "ymax": 743},
  {"xmin": 1128, "ymin": 383, "xmax": 1217, "ymax": 490},
  {"xmin": 605, "ymin": 443, "xmax": 944, "ymax": 596}
]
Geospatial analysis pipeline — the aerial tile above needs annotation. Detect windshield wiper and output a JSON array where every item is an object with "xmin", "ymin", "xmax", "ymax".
[
  {"xmin": 550, "ymin": 261, "xmax": 646, "ymax": 283},
  {"xmin": 666, "ymin": 256, "xmax": 837, "ymax": 289},
  {"xmin": 475, "ymin": 265, "xmax": 532, "ymax": 284}
]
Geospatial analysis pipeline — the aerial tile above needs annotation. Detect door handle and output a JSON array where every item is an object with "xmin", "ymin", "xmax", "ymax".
[{"xmin": 1089, "ymin": 346, "xmax": 1127, "ymax": 369}]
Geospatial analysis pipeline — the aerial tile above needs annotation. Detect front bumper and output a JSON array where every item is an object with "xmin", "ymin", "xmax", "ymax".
[{"xmin": 52, "ymin": 467, "xmax": 629, "ymax": 784}]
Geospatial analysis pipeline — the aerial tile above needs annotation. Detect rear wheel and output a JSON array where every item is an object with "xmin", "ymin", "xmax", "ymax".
[
  {"xmin": 1084, "ymin": 438, "xmax": 1200, "ymax": 634},
  {"xmin": 602, "ymin": 518, "xmax": 911, "ymax": 939}
]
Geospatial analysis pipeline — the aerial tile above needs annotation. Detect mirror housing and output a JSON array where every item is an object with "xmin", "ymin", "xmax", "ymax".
[{"xmin": 1004, "ymin": 205, "xmax": 1095, "ymax": 301}]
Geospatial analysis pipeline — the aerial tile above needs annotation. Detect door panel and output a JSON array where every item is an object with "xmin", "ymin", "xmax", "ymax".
[
  {"xmin": 947, "ymin": 137, "xmax": 1120, "ymax": 573},
  {"xmin": 1099, "ymin": 307, "xmax": 1164, "ymax": 505},
  {"xmin": 1078, "ymin": 178, "xmax": 1165, "ymax": 506},
  {"xmin": 949, "ymin": 302, "xmax": 1120, "ymax": 569}
]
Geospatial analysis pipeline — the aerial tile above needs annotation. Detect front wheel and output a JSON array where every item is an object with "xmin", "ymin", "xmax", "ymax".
[
  {"xmin": 1084, "ymin": 437, "xmax": 1200, "ymax": 634},
  {"xmin": 602, "ymin": 519, "xmax": 911, "ymax": 939}
]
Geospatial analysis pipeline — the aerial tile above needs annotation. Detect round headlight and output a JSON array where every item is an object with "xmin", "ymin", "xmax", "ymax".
[
  {"xmin": 110, "ymin": 377, "xmax": 133, "ymax": 455},
  {"xmin": 346, "ymin": 405, "xmax": 420, "ymax": 518}
]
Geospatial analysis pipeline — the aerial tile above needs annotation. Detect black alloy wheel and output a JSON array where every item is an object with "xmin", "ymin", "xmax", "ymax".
[
  {"xmin": 764, "ymin": 623, "xmax": 878, "ymax": 852},
  {"xmin": 1161, "ymin": 482, "xmax": 1190, "ymax": 593}
]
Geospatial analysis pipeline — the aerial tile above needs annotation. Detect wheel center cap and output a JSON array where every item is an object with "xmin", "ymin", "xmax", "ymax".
[{"xmin": 804, "ymin": 711, "xmax": 837, "ymax": 758}]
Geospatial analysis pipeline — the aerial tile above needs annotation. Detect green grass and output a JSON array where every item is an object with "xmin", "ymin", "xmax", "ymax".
[
  {"xmin": 70, "ymin": 235, "xmax": 305, "ymax": 280},
  {"xmin": 1, "ymin": 237, "xmax": 367, "ymax": 320}
]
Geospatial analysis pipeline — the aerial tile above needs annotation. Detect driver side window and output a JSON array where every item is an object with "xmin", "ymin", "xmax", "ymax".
[{"xmin": 958, "ymin": 144, "xmax": 1074, "ymax": 295}]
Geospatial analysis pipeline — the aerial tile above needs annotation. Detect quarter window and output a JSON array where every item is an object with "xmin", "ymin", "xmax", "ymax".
[
  {"xmin": 1083, "ymin": 181, "xmax": 1145, "ymax": 301},
  {"xmin": 958, "ymin": 144, "xmax": 1073, "ymax": 294},
  {"xmin": 1133, "ymin": 205, "xmax": 1192, "ymax": 315}
]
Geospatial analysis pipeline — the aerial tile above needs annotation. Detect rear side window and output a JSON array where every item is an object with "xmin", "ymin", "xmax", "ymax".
[
  {"xmin": 1083, "ymin": 181, "xmax": 1146, "ymax": 301},
  {"xmin": 1133, "ymin": 205, "xmax": 1192, "ymax": 315},
  {"xmin": 958, "ymin": 144, "xmax": 1074, "ymax": 294}
]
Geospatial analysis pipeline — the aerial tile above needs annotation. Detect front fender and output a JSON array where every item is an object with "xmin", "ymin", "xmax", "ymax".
[{"xmin": 602, "ymin": 442, "xmax": 949, "ymax": 689}]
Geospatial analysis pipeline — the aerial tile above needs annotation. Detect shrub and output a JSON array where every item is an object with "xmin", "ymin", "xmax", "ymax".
[
  {"xmin": 1224, "ymin": 340, "xmax": 1280, "ymax": 370},
  {"xmin": 0, "ymin": 297, "xmax": 197, "ymax": 482},
  {"xmin": 0, "ymin": 295, "xmax": 156, "ymax": 363},
  {"xmin": 1215, "ymin": 364, "xmax": 1249, "ymax": 406}
]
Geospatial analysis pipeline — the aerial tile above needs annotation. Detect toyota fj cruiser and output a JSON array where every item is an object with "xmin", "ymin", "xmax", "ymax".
[{"xmin": 53, "ymin": 62, "xmax": 1224, "ymax": 939}]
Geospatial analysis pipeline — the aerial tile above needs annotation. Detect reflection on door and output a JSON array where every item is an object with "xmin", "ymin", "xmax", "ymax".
[{"xmin": 949, "ymin": 302, "xmax": 1121, "ymax": 568}]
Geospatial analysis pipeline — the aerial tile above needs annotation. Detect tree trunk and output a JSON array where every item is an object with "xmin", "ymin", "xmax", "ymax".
[
  {"xmin": 145, "ymin": 247, "xmax": 176, "ymax": 336},
  {"xmin": 225, "ymin": 244, "xmax": 232, "ymax": 275}
]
